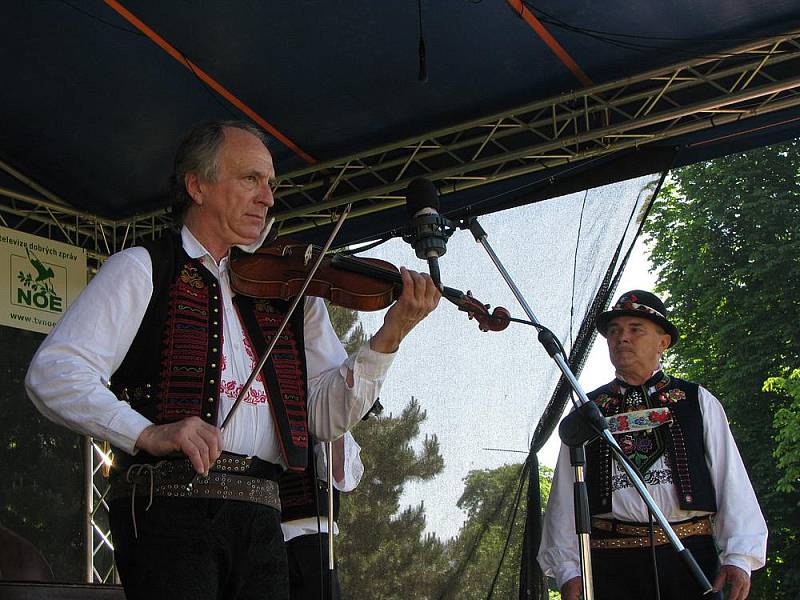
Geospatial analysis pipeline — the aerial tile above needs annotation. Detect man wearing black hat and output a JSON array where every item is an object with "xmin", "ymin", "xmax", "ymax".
[{"xmin": 538, "ymin": 290, "xmax": 767, "ymax": 600}]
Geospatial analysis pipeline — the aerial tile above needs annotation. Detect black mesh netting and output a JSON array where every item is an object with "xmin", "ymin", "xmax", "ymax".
[{"xmin": 347, "ymin": 172, "xmax": 667, "ymax": 599}]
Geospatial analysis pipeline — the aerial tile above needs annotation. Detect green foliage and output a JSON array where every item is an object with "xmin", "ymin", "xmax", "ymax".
[
  {"xmin": 440, "ymin": 464, "xmax": 554, "ymax": 599},
  {"xmin": 765, "ymin": 369, "xmax": 800, "ymax": 493},
  {"xmin": 325, "ymin": 300, "xmax": 366, "ymax": 354},
  {"xmin": 327, "ymin": 302, "xmax": 450, "ymax": 597},
  {"xmin": 643, "ymin": 140, "xmax": 800, "ymax": 598},
  {"xmin": 337, "ymin": 397, "xmax": 447, "ymax": 599},
  {"xmin": 327, "ymin": 302, "xmax": 558, "ymax": 598},
  {"xmin": 0, "ymin": 326, "xmax": 84, "ymax": 580}
]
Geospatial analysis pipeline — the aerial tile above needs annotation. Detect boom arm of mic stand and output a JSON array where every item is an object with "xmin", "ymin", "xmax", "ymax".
[{"xmin": 463, "ymin": 216, "xmax": 713, "ymax": 596}]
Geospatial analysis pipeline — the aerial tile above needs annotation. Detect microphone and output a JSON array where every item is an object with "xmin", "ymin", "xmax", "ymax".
[{"xmin": 402, "ymin": 178, "xmax": 454, "ymax": 289}]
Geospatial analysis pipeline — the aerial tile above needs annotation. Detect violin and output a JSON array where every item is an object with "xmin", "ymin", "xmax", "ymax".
[{"xmin": 230, "ymin": 239, "xmax": 510, "ymax": 332}]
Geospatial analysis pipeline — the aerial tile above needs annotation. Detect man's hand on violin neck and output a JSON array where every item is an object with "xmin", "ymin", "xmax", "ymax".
[
  {"xmin": 370, "ymin": 267, "xmax": 441, "ymax": 353},
  {"xmin": 135, "ymin": 417, "xmax": 223, "ymax": 476}
]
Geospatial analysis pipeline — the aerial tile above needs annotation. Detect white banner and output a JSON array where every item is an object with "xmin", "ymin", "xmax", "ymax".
[{"xmin": 0, "ymin": 226, "xmax": 87, "ymax": 334}]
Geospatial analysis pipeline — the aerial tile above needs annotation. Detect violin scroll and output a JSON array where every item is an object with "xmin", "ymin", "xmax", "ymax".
[{"xmin": 448, "ymin": 290, "xmax": 510, "ymax": 332}]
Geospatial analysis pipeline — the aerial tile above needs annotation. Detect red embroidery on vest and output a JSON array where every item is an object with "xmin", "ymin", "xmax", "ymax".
[
  {"xmin": 252, "ymin": 301, "xmax": 309, "ymax": 452},
  {"xmin": 158, "ymin": 262, "xmax": 211, "ymax": 420}
]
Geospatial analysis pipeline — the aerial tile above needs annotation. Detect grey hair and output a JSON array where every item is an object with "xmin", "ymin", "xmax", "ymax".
[{"xmin": 171, "ymin": 120, "xmax": 269, "ymax": 220}]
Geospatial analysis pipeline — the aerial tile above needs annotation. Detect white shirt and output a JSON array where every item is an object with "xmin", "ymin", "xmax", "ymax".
[
  {"xmin": 538, "ymin": 384, "xmax": 768, "ymax": 588},
  {"xmin": 281, "ymin": 430, "xmax": 365, "ymax": 542},
  {"xmin": 25, "ymin": 227, "xmax": 394, "ymax": 466}
]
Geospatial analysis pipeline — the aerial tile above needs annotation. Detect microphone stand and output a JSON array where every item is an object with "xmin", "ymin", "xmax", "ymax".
[
  {"xmin": 462, "ymin": 217, "xmax": 713, "ymax": 598},
  {"xmin": 326, "ymin": 440, "xmax": 336, "ymax": 599}
]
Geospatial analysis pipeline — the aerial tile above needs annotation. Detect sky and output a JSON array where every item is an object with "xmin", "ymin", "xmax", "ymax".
[{"xmin": 352, "ymin": 178, "xmax": 659, "ymax": 541}]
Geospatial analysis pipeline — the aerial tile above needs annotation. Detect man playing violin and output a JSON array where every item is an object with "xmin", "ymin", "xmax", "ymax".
[{"xmin": 25, "ymin": 120, "xmax": 441, "ymax": 600}]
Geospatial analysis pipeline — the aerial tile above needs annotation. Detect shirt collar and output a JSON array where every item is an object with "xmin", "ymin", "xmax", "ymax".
[
  {"xmin": 181, "ymin": 218, "xmax": 275, "ymax": 263},
  {"xmin": 614, "ymin": 365, "xmax": 663, "ymax": 389}
]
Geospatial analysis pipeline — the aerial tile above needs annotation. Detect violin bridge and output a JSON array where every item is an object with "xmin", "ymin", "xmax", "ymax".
[{"xmin": 304, "ymin": 244, "xmax": 313, "ymax": 266}]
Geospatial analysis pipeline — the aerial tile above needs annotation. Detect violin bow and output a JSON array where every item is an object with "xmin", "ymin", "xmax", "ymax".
[
  {"xmin": 188, "ymin": 204, "xmax": 352, "ymax": 489},
  {"xmin": 219, "ymin": 203, "xmax": 352, "ymax": 430}
]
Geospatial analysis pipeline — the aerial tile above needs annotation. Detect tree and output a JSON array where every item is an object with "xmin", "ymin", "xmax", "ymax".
[
  {"xmin": 765, "ymin": 369, "xmax": 800, "ymax": 493},
  {"xmin": 326, "ymin": 300, "xmax": 366, "ymax": 353},
  {"xmin": 643, "ymin": 140, "xmax": 800, "ymax": 598},
  {"xmin": 325, "ymin": 302, "xmax": 448, "ymax": 597},
  {"xmin": 337, "ymin": 398, "xmax": 448, "ymax": 599},
  {"xmin": 441, "ymin": 464, "xmax": 553, "ymax": 600},
  {"xmin": 0, "ymin": 326, "xmax": 84, "ymax": 581}
]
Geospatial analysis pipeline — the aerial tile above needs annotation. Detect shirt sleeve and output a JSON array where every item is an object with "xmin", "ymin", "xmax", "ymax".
[
  {"xmin": 700, "ymin": 386, "xmax": 768, "ymax": 574},
  {"xmin": 537, "ymin": 441, "xmax": 582, "ymax": 589},
  {"xmin": 313, "ymin": 431, "xmax": 365, "ymax": 492},
  {"xmin": 24, "ymin": 248, "xmax": 155, "ymax": 454},
  {"xmin": 303, "ymin": 296, "xmax": 394, "ymax": 441}
]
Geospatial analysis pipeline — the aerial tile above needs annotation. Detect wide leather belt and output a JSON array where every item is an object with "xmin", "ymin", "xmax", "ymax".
[
  {"xmin": 590, "ymin": 517, "xmax": 712, "ymax": 549},
  {"xmin": 109, "ymin": 452, "xmax": 282, "ymax": 511}
]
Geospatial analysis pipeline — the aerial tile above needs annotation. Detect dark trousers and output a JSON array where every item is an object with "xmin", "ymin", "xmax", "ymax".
[
  {"xmin": 591, "ymin": 534, "xmax": 722, "ymax": 600},
  {"xmin": 109, "ymin": 497, "xmax": 288, "ymax": 600},
  {"xmin": 286, "ymin": 533, "xmax": 342, "ymax": 600}
]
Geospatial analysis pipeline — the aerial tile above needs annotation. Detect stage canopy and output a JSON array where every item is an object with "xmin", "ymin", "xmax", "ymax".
[{"xmin": 1, "ymin": 1, "xmax": 800, "ymax": 254}]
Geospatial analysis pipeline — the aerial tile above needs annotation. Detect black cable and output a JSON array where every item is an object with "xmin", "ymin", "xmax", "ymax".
[
  {"xmin": 179, "ymin": 52, "xmax": 247, "ymax": 121},
  {"xmin": 335, "ymin": 237, "xmax": 394, "ymax": 255},
  {"xmin": 565, "ymin": 189, "xmax": 589, "ymax": 407},
  {"xmin": 439, "ymin": 154, "xmax": 614, "ymax": 221},
  {"xmin": 649, "ymin": 512, "xmax": 662, "ymax": 600},
  {"xmin": 417, "ymin": 0, "xmax": 428, "ymax": 82},
  {"xmin": 338, "ymin": 153, "xmax": 619, "ymax": 250},
  {"xmin": 522, "ymin": 1, "xmax": 784, "ymax": 44},
  {"xmin": 60, "ymin": 0, "xmax": 245, "ymax": 123},
  {"xmin": 485, "ymin": 462, "xmax": 529, "ymax": 599},
  {"xmin": 58, "ymin": 0, "xmax": 144, "ymax": 36},
  {"xmin": 570, "ymin": 189, "xmax": 589, "ymax": 349},
  {"xmin": 519, "ymin": 0, "xmax": 781, "ymax": 65},
  {"xmin": 435, "ymin": 462, "xmax": 527, "ymax": 600}
]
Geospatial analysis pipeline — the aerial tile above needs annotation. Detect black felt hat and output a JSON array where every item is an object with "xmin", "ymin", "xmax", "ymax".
[{"xmin": 597, "ymin": 290, "xmax": 679, "ymax": 348}]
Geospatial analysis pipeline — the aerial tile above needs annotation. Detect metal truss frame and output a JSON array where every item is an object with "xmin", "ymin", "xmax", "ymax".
[
  {"xmin": 1, "ymin": 30, "xmax": 799, "ymax": 581},
  {"xmin": 0, "ymin": 172, "xmax": 172, "ymax": 266},
  {"xmin": 84, "ymin": 437, "xmax": 118, "ymax": 584},
  {"xmin": 3, "ymin": 32, "xmax": 800, "ymax": 252},
  {"xmin": 273, "ymin": 30, "xmax": 800, "ymax": 234},
  {"xmin": 3, "ymin": 32, "xmax": 800, "ymax": 254}
]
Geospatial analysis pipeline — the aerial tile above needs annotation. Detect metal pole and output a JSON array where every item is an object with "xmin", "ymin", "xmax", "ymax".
[
  {"xmin": 327, "ymin": 441, "xmax": 335, "ymax": 596},
  {"xmin": 83, "ymin": 436, "xmax": 93, "ymax": 583},
  {"xmin": 466, "ymin": 218, "xmax": 713, "ymax": 595}
]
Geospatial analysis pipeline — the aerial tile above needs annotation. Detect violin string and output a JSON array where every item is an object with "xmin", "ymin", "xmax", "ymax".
[
  {"xmin": 186, "ymin": 205, "xmax": 352, "ymax": 493},
  {"xmin": 223, "ymin": 206, "xmax": 352, "ymax": 431},
  {"xmin": 334, "ymin": 248, "xmax": 544, "ymax": 328}
]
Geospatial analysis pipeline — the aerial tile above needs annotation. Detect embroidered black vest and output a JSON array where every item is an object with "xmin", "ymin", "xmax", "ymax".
[
  {"xmin": 278, "ymin": 439, "xmax": 341, "ymax": 523},
  {"xmin": 585, "ymin": 372, "xmax": 717, "ymax": 515},
  {"xmin": 110, "ymin": 234, "xmax": 310, "ymax": 471}
]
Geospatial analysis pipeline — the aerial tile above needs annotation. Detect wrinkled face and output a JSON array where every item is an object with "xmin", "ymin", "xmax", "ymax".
[
  {"xmin": 606, "ymin": 316, "xmax": 671, "ymax": 378},
  {"xmin": 186, "ymin": 127, "xmax": 275, "ymax": 252}
]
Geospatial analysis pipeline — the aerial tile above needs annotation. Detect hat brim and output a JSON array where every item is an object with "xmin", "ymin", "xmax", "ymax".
[{"xmin": 597, "ymin": 309, "xmax": 679, "ymax": 348}]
